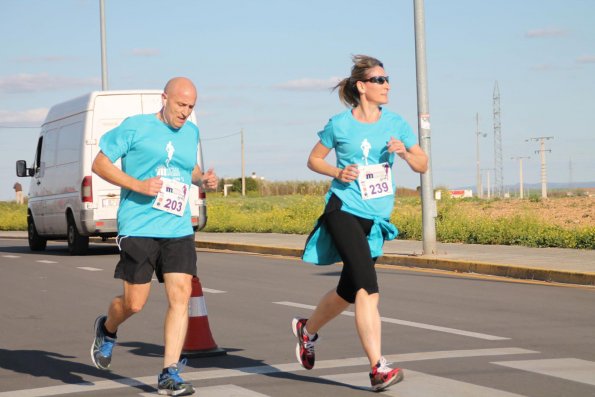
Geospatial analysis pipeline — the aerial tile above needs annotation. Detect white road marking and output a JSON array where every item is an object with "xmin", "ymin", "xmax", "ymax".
[
  {"xmin": 1, "ymin": 255, "xmax": 20, "ymax": 258},
  {"xmin": 274, "ymin": 301, "xmax": 510, "ymax": 341},
  {"xmin": 0, "ymin": 348, "xmax": 536, "ymax": 397},
  {"xmin": 323, "ymin": 370, "xmax": 528, "ymax": 396},
  {"xmin": 144, "ymin": 384, "xmax": 269, "ymax": 396},
  {"xmin": 202, "ymin": 288, "xmax": 226, "ymax": 294},
  {"xmin": 36, "ymin": 260, "xmax": 57, "ymax": 264},
  {"xmin": 76, "ymin": 266, "xmax": 102, "ymax": 272},
  {"xmin": 493, "ymin": 358, "xmax": 595, "ymax": 386}
]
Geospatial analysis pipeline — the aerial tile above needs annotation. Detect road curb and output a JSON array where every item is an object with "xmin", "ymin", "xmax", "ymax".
[
  {"xmin": 194, "ymin": 241, "xmax": 595, "ymax": 286},
  {"xmin": 195, "ymin": 241, "xmax": 303, "ymax": 257},
  {"xmin": 3, "ymin": 234, "xmax": 592, "ymax": 286},
  {"xmin": 376, "ymin": 255, "xmax": 595, "ymax": 286}
]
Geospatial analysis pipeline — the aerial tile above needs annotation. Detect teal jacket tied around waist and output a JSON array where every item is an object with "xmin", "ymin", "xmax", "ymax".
[{"xmin": 302, "ymin": 212, "xmax": 398, "ymax": 266}]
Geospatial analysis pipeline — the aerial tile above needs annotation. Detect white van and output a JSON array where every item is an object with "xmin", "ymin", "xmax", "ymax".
[{"xmin": 16, "ymin": 90, "xmax": 207, "ymax": 255}]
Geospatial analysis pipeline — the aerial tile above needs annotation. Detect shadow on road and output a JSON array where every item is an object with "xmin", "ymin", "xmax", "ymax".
[
  {"xmin": 119, "ymin": 341, "xmax": 363, "ymax": 391},
  {"xmin": 118, "ymin": 342, "xmax": 361, "ymax": 395},
  {"xmin": 0, "ymin": 243, "xmax": 119, "ymax": 256},
  {"xmin": 0, "ymin": 348, "xmax": 154, "ymax": 393}
]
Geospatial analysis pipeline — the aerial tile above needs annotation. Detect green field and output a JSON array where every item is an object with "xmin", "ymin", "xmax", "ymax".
[{"xmin": 2, "ymin": 194, "xmax": 593, "ymax": 249}]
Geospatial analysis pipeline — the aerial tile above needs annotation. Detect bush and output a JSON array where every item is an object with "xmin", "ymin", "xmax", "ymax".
[
  {"xmin": 0, "ymin": 202, "xmax": 27, "ymax": 231},
  {"xmin": 2, "ymin": 189, "xmax": 592, "ymax": 249}
]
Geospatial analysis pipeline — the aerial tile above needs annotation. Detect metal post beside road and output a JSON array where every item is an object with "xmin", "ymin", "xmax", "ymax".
[
  {"xmin": 413, "ymin": 0, "xmax": 437, "ymax": 255},
  {"xmin": 99, "ymin": 0, "xmax": 108, "ymax": 91}
]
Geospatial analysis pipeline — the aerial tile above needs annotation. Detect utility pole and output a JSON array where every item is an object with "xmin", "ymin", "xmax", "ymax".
[
  {"xmin": 526, "ymin": 136, "xmax": 553, "ymax": 198},
  {"xmin": 481, "ymin": 168, "xmax": 493, "ymax": 198},
  {"xmin": 476, "ymin": 113, "xmax": 487, "ymax": 198},
  {"xmin": 413, "ymin": 0, "xmax": 437, "ymax": 255},
  {"xmin": 99, "ymin": 0, "xmax": 108, "ymax": 90},
  {"xmin": 241, "ymin": 128, "xmax": 245, "ymax": 196},
  {"xmin": 568, "ymin": 157, "xmax": 573, "ymax": 191},
  {"xmin": 493, "ymin": 82, "xmax": 503, "ymax": 197},
  {"xmin": 511, "ymin": 156, "xmax": 530, "ymax": 199}
]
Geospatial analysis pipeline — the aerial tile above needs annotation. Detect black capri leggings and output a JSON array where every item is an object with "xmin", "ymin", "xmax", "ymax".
[{"xmin": 323, "ymin": 194, "xmax": 378, "ymax": 303}]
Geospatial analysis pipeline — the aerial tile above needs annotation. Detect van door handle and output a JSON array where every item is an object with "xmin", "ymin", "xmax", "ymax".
[{"xmin": 37, "ymin": 180, "xmax": 41, "ymax": 185}]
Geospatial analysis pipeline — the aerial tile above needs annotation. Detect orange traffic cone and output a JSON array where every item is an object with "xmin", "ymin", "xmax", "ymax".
[{"xmin": 181, "ymin": 276, "xmax": 226, "ymax": 358}]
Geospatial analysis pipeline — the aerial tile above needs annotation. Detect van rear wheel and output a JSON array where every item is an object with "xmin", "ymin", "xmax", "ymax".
[
  {"xmin": 67, "ymin": 214, "xmax": 89, "ymax": 255},
  {"xmin": 28, "ymin": 215, "xmax": 47, "ymax": 251}
]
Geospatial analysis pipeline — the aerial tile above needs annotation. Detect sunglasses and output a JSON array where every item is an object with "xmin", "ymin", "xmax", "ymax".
[{"xmin": 361, "ymin": 76, "xmax": 390, "ymax": 85}]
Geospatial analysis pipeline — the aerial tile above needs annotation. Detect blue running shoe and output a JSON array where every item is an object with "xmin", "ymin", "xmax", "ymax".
[
  {"xmin": 157, "ymin": 358, "xmax": 195, "ymax": 396},
  {"xmin": 91, "ymin": 315, "xmax": 116, "ymax": 370}
]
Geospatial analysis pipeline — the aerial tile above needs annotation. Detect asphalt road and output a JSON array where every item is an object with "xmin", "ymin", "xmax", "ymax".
[{"xmin": 1, "ymin": 238, "xmax": 594, "ymax": 397}]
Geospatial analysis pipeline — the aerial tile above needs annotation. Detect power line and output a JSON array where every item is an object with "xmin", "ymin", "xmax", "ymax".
[{"xmin": 201, "ymin": 131, "xmax": 241, "ymax": 141}]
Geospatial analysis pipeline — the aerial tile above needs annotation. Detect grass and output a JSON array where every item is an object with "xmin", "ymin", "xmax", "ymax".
[
  {"xmin": 0, "ymin": 202, "xmax": 28, "ymax": 231},
  {"xmin": 2, "ymin": 194, "xmax": 593, "ymax": 249},
  {"xmin": 203, "ymin": 194, "xmax": 594, "ymax": 249}
]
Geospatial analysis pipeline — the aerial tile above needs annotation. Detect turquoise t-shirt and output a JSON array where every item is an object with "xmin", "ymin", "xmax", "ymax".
[
  {"xmin": 99, "ymin": 114, "xmax": 199, "ymax": 238},
  {"xmin": 318, "ymin": 108, "xmax": 417, "ymax": 219}
]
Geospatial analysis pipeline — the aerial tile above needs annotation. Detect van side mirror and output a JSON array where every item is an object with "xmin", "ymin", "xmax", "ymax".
[{"xmin": 16, "ymin": 160, "xmax": 34, "ymax": 177}]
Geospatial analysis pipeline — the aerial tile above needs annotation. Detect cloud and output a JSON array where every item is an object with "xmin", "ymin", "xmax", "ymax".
[
  {"xmin": 576, "ymin": 55, "xmax": 595, "ymax": 64},
  {"xmin": 15, "ymin": 56, "xmax": 73, "ymax": 63},
  {"xmin": 525, "ymin": 28, "xmax": 568, "ymax": 38},
  {"xmin": 130, "ymin": 48, "xmax": 161, "ymax": 57},
  {"xmin": 0, "ymin": 73, "xmax": 100, "ymax": 93},
  {"xmin": 0, "ymin": 108, "xmax": 48, "ymax": 124},
  {"xmin": 274, "ymin": 77, "xmax": 341, "ymax": 91},
  {"xmin": 530, "ymin": 64, "xmax": 557, "ymax": 71}
]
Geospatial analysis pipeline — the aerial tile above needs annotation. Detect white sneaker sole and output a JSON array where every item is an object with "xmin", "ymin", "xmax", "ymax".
[{"xmin": 372, "ymin": 369, "xmax": 404, "ymax": 392}]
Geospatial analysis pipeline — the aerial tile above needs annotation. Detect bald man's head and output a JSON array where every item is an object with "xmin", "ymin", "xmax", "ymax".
[{"xmin": 160, "ymin": 77, "xmax": 197, "ymax": 129}]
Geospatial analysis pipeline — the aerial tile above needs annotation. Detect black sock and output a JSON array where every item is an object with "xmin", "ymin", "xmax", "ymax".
[{"xmin": 101, "ymin": 323, "xmax": 117, "ymax": 339}]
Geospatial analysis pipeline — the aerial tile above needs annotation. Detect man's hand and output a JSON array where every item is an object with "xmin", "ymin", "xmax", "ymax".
[
  {"xmin": 139, "ymin": 177, "xmax": 163, "ymax": 196},
  {"xmin": 202, "ymin": 168, "xmax": 218, "ymax": 190}
]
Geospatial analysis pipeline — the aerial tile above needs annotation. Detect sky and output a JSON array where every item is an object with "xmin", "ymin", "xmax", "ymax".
[{"xmin": 1, "ymin": 0, "xmax": 594, "ymax": 201}]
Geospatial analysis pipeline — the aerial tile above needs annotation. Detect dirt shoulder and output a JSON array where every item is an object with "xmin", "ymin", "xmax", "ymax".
[{"xmin": 457, "ymin": 196, "xmax": 594, "ymax": 229}]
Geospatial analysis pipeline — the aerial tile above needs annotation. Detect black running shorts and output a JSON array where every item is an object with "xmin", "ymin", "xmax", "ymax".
[
  {"xmin": 114, "ymin": 235, "xmax": 197, "ymax": 284},
  {"xmin": 323, "ymin": 194, "xmax": 378, "ymax": 303}
]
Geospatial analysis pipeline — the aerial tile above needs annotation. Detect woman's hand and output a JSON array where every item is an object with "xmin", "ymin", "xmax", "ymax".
[
  {"xmin": 387, "ymin": 137, "xmax": 407, "ymax": 159},
  {"xmin": 337, "ymin": 164, "xmax": 360, "ymax": 183}
]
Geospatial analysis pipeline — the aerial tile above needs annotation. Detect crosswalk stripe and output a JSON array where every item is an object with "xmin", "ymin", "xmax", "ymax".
[
  {"xmin": 274, "ymin": 301, "xmax": 510, "ymax": 340},
  {"xmin": 139, "ymin": 384, "xmax": 269, "ymax": 397},
  {"xmin": 1, "ymin": 255, "xmax": 19, "ymax": 258},
  {"xmin": 492, "ymin": 358, "xmax": 595, "ymax": 386},
  {"xmin": 36, "ymin": 260, "xmax": 57, "ymax": 264},
  {"xmin": 0, "ymin": 348, "xmax": 536, "ymax": 397},
  {"xmin": 76, "ymin": 266, "xmax": 102, "ymax": 272},
  {"xmin": 202, "ymin": 288, "xmax": 226, "ymax": 294},
  {"xmin": 322, "ymin": 370, "xmax": 528, "ymax": 397}
]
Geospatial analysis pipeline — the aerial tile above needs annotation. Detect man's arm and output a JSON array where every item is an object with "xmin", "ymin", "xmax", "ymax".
[
  {"xmin": 92, "ymin": 152, "xmax": 162, "ymax": 196},
  {"xmin": 191, "ymin": 164, "xmax": 218, "ymax": 190}
]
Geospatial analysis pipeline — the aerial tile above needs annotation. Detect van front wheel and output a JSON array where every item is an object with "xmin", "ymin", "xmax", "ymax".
[
  {"xmin": 28, "ymin": 216, "xmax": 47, "ymax": 251},
  {"xmin": 67, "ymin": 215, "xmax": 89, "ymax": 255}
]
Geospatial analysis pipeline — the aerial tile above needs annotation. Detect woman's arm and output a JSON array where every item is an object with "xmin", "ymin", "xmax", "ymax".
[
  {"xmin": 307, "ymin": 142, "xmax": 359, "ymax": 183},
  {"xmin": 387, "ymin": 137, "xmax": 428, "ymax": 173},
  {"xmin": 400, "ymin": 144, "xmax": 428, "ymax": 173}
]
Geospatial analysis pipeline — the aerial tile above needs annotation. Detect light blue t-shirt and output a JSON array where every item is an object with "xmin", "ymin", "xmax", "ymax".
[
  {"xmin": 99, "ymin": 114, "xmax": 199, "ymax": 238},
  {"xmin": 318, "ymin": 108, "xmax": 417, "ymax": 219}
]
